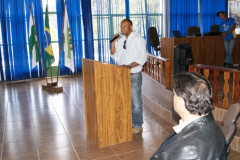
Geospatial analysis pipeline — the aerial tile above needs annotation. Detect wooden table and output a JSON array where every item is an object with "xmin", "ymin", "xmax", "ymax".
[{"xmin": 161, "ymin": 35, "xmax": 240, "ymax": 71}]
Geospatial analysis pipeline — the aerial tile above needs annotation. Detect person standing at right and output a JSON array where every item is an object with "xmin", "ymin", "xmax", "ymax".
[{"xmin": 217, "ymin": 11, "xmax": 236, "ymax": 68}]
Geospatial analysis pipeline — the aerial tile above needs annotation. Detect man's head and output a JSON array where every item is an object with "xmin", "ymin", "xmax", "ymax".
[
  {"xmin": 217, "ymin": 11, "xmax": 227, "ymax": 21},
  {"xmin": 121, "ymin": 19, "xmax": 133, "ymax": 37},
  {"xmin": 173, "ymin": 72, "xmax": 214, "ymax": 116}
]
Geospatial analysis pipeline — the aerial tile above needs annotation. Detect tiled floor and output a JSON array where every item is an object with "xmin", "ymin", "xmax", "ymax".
[{"xmin": 0, "ymin": 75, "xmax": 239, "ymax": 160}]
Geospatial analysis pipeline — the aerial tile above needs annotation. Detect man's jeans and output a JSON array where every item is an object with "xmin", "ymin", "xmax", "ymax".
[
  {"xmin": 224, "ymin": 38, "xmax": 236, "ymax": 64},
  {"xmin": 131, "ymin": 72, "xmax": 143, "ymax": 128}
]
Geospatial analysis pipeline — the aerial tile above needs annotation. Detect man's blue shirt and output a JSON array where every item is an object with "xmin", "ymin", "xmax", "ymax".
[{"xmin": 220, "ymin": 18, "xmax": 236, "ymax": 40}]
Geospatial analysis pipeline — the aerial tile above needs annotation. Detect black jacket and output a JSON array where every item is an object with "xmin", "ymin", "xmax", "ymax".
[{"xmin": 151, "ymin": 113, "xmax": 227, "ymax": 160}]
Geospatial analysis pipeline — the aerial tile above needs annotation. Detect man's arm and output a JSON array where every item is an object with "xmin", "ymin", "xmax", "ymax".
[
  {"xmin": 120, "ymin": 62, "xmax": 139, "ymax": 69},
  {"xmin": 222, "ymin": 24, "xmax": 236, "ymax": 37}
]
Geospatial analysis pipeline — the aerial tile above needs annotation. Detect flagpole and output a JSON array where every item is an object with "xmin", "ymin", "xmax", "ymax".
[
  {"xmin": 29, "ymin": 6, "xmax": 48, "ymax": 84},
  {"xmin": 46, "ymin": 1, "xmax": 53, "ymax": 83},
  {"xmin": 50, "ymin": 66, "xmax": 53, "ymax": 82},
  {"xmin": 56, "ymin": 0, "xmax": 66, "ymax": 86}
]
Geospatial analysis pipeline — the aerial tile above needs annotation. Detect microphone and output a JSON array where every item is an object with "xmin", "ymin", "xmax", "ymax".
[{"xmin": 109, "ymin": 33, "xmax": 121, "ymax": 43}]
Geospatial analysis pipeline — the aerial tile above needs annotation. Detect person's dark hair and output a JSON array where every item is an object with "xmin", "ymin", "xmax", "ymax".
[
  {"xmin": 216, "ymin": 11, "xmax": 225, "ymax": 16},
  {"xmin": 173, "ymin": 72, "xmax": 214, "ymax": 115},
  {"xmin": 122, "ymin": 19, "xmax": 133, "ymax": 26}
]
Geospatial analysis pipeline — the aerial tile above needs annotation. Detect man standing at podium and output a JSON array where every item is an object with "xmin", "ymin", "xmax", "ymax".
[{"xmin": 110, "ymin": 19, "xmax": 147, "ymax": 134}]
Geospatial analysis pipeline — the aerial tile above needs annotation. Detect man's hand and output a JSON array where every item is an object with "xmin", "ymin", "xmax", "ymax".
[
  {"xmin": 120, "ymin": 65, "xmax": 131, "ymax": 69},
  {"xmin": 110, "ymin": 34, "xmax": 120, "ymax": 55},
  {"xmin": 222, "ymin": 32, "xmax": 228, "ymax": 37}
]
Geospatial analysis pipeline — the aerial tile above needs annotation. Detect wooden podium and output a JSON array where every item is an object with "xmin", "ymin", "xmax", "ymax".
[{"xmin": 82, "ymin": 58, "xmax": 133, "ymax": 148}]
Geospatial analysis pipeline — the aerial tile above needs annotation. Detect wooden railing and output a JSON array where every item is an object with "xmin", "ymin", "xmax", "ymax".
[
  {"xmin": 143, "ymin": 54, "xmax": 171, "ymax": 89},
  {"xmin": 189, "ymin": 64, "xmax": 240, "ymax": 109}
]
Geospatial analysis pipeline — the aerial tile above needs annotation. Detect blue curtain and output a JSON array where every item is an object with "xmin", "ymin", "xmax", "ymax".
[
  {"xmin": 30, "ymin": 0, "xmax": 45, "ymax": 78},
  {"xmin": 0, "ymin": 0, "xmax": 45, "ymax": 81},
  {"xmin": 125, "ymin": 0, "xmax": 130, "ymax": 19},
  {"xmin": 200, "ymin": 0, "xmax": 228, "ymax": 33},
  {"xmin": 81, "ymin": 0, "xmax": 94, "ymax": 60},
  {"xmin": 169, "ymin": 0, "xmax": 198, "ymax": 37},
  {"xmin": 0, "ymin": 0, "xmax": 31, "ymax": 81},
  {"xmin": 0, "ymin": 45, "xmax": 3, "ymax": 80},
  {"xmin": 56, "ymin": 0, "xmax": 83, "ymax": 74}
]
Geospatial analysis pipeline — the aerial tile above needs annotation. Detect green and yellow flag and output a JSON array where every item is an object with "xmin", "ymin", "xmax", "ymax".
[{"xmin": 44, "ymin": 5, "xmax": 55, "ymax": 71}]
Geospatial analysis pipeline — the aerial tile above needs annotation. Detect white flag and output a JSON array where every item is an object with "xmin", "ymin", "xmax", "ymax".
[
  {"xmin": 29, "ymin": 13, "xmax": 40, "ymax": 69},
  {"xmin": 63, "ymin": 7, "xmax": 74, "ymax": 73}
]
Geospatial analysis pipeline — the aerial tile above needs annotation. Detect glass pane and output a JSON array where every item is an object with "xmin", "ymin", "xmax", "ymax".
[
  {"xmin": 112, "ymin": 0, "xmax": 126, "ymax": 14},
  {"xmin": 42, "ymin": 0, "xmax": 56, "ymax": 12},
  {"xmin": 131, "ymin": 16, "xmax": 147, "ymax": 37},
  {"xmin": 147, "ymin": 0, "xmax": 163, "ymax": 14},
  {"xmin": 229, "ymin": 1, "xmax": 240, "ymax": 34},
  {"xmin": 148, "ymin": 15, "xmax": 163, "ymax": 36},
  {"xmin": 92, "ymin": 0, "xmax": 125, "ymax": 15},
  {"xmin": 130, "ymin": 0, "xmax": 145, "ymax": 14},
  {"xmin": 112, "ymin": 16, "xmax": 125, "ymax": 33},
  {"xmin": 51, "ymin": 42, "xmax": 59, "ymax": 66},
  {"xmin": 48, "ymin": 14, "xmax": 58, "ymax": 41}
]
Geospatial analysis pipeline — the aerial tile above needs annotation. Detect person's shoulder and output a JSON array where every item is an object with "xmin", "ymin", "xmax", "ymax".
[{"xmin": 228, "ymin": 17, "xmax": 236, "ymax": 23}]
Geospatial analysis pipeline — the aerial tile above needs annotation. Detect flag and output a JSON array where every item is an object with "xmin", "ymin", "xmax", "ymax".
[
  {"xmin": 63, "ymin": 6, "xmax": 74, "ymax": 72},
  {"xmin": 44, "ymin": 5, "xmax": 55, "ymax": 71},
  {"xmin": 29, "ymin": 12, "xmax": 40, "ymax": 69}
]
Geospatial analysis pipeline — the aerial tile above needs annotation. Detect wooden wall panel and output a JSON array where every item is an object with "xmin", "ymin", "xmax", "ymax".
[
  {"xmin": 161, "ymin": 36, "xmax": 240, "ymax": 71},
  {"xmin": 232, "ymin": 35, "xmax": 240, "ymax": 64}
]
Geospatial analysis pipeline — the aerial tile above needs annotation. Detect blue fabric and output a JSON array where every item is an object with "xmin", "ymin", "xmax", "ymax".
[
  {"xmin": 125, "ymin": 0, "xmax": 130, "ymax": 19},
  {"xmin": 169, "ymin": 0, "xmax": 198, "ymax": 37},
  {"xmin": 220, "ymin": 18, "xmax": 236, "ymax": 40},
  {"xmin": 57, "ymin": 0, "xmax": 83, "ymax": 74},
  {"xmin": 200, "ymin": 0, "xmax": 227, "ymax": 33},
  {"xmin": 0, "ymin": 0, "xmax": 45, "ymax": 81},
  {"xmin": 0, "ymin": 0, "xmax": 11, "ymax": 81},
  {"xmin": 0, "ymin": 47, "xmax": 3, "ymax": 80},
  {"xmin": 56, "ymin": 0, "xmax": 65, "ymax": 75},
  {"xmin": 131, "ymin": 72, "xmax": 143, "ymax": 128},
  {"xmin": 29, "ymin": 0, "xmax": 45, "ymax": 78},
  {"xmin": 223, "ymin": 38, "xmax": 235, "ymax": 64},
  {"xmin": 81, "ymin": 0, "xmax": 94, "ymax": 60}
]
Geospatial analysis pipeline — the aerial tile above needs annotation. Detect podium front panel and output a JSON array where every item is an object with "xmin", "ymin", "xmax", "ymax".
[{"xmin": 82, "ymin": 59, "xmax": 133, "ymax": 148}]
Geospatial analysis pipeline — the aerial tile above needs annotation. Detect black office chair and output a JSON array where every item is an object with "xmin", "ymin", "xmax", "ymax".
[
  {"xmin": 148, "ymin": 27, "xmax": 160, "ymax": 51},
  {"xmin": 187, "ymin": 26, "xmax": 201, "ymax": 37},
  {"xmin": 210, "ymin": 24, "xmax": 220, "ymax": 32}
]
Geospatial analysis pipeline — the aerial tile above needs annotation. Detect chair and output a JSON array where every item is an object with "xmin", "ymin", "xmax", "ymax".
[
  {"xmin": 187, "ymin": 26, "xmax": 201, "ymax": 37},
  {"xmin": 210, "ymin": 24, "xmax": 220, "ymax": 32},
  {"xmin": 221, "ymin": 123, "xmax": 237, "ymax": 155},
  {"xmin": 148, "ymin": 27, "xmax": 160, "ymax": 51},
  {"xmin": 222, "ymin": 103, "xmax": 240, "ymax": 125},
  {"xmin": 221, "ymin": 103, "xmax": 240, "ymax": 155}
]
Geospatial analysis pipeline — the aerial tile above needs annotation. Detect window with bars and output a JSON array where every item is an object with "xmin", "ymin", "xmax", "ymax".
[{"xmin": 91, "ymin": 0, "xmax": 164, "ymax": 61}]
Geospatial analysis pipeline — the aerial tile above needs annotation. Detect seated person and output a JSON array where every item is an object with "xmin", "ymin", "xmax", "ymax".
[{"xmin": 151, "ymin": 72, "xmax": 227, "ymax": 160}]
